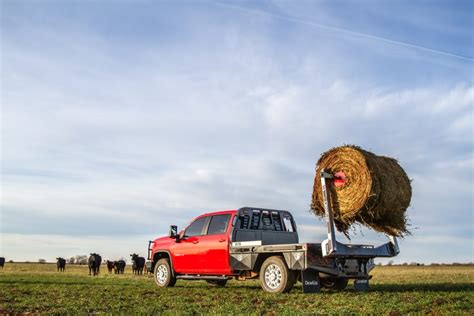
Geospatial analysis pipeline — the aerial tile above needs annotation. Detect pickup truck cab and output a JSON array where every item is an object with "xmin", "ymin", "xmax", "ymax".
[{"xmin": 148, "ymin": 207, "xmax": 299, "ymax": 293}]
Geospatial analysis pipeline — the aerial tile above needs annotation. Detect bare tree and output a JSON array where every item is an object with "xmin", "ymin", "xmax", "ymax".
[
  {"xmin": 75, "ymin": 255, "xmax": 88, "ymax": 265},
  {"xmin": 68, "ymin": 257, "xmax": 76, "ymax": 264}
]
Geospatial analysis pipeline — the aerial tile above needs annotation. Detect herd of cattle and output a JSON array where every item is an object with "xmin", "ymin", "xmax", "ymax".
[
  {"xmin": 0, "ymin": 254, "xmax": 148, "ymax": 276},
  {"xmin": 85, "ymin": 253, "xmax": 147, "ymax": 276}
]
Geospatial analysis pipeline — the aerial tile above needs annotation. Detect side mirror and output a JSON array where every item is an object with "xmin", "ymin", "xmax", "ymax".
[{"xmin": 169, "ymin": 225, "xmax": 179, "ymax": 241}]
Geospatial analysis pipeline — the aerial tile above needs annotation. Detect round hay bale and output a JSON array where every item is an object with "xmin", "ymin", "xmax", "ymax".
[{"xmin": 311, "ymin": 145, "xmax": 412, "ymax": 237}]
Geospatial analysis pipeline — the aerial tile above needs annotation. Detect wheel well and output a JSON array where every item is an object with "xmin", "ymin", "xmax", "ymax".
[
  {"xmin": 253, "ymin": 253, "xmax": 284, "ymax": 273},
  {"xmin": 152, "ymin": 252, "xmax": 173, "ymax": 272}
]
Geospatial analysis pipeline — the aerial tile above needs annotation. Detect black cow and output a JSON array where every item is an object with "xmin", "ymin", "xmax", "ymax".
[
  {"xmin": 88, "ymin": 253, "xmax": 102, "ymax": 276},
  {"xmin": 106, "ymin": 260, "xmax": 115, "ymax": 274},
  {"xmin": 0, "ymin": 257, "xmax": 5, "ymax": 269},
  {"xmin": 56, "ymin": 257, "xmax": 66, "ymax": 272},
  {"xmin": 130, "ymin": 254, "xmax": 145, "ymax": 275},
  {"xmin": 114, "ymin": 260, "xmax": 126, "ymax": 274}
]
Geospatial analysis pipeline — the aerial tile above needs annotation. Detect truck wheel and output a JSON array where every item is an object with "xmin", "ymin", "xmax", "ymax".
[
  {"xmin": 206, "ymin": 279, "xmax": 227, "ymax": 287},
  {"xmin": 321, "ymin": 277, "xmax": 348, "ymax": 291},
  {"xmin": 260, "ymin": 256, "xmax": 296, "ymax": 293},
  {"xmin": 154, "ymin": 259, "xmax": 176, "ymax": 287}
]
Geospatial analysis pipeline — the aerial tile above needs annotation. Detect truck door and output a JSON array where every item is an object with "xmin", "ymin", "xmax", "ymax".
[
  {"xmin": 199, "ymin": 214, "xmax": 233, "ymax": 275},
  {"xmin": 171, "ymin": 216, "xmax": 209, "ymax": 274}
]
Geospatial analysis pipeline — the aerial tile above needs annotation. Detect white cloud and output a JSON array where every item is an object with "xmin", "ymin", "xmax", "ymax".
[{"xmin": 432, "ymin": 84, "xmax": 474, "ymax": 113}]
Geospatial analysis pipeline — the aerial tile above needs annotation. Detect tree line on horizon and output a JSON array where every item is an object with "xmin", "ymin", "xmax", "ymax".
[{"xmin": 5, "ymin": 255, "xmax": 128, "ymax": 265}]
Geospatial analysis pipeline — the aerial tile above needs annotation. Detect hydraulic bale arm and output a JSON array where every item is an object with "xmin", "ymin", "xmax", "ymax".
[{"xmin": 320, "ymin": 170, "xmax": 399, "ymax": 258}]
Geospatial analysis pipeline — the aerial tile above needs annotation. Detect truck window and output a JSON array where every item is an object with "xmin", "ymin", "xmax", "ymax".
[
  {"xmin": 282, "ymin": 216, "xmax": 294, "ymax": 232},
  {"xmin": 261, "ymin": 211, "xmax": 272, "ymax": 229},
  {"xmin": 184, "ymin": 217, "xmax": 208, "ymax": 237},
  {"xmin": 207, "ymin": 214, "xmax": 231, "ymax": 235},
  {"xmin": 272, "ymin": 212, "xmax": 283, "ymax": 231},
  {"xmin": 250, "ymin": 210, "xmax": 261, "ymax": 229}
]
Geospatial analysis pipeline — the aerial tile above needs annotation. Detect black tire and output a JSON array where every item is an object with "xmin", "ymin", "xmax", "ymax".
[
  {"xmin": 321, "ymin": 277, "xmax": 348, "ymax": 291},
  {"xmin": 206, "ymin": 279, "xmax": 227, "ymax": 287},
  {"xmin": 260, "ymin": 256, "xmax": 296, "ymax": 293},
  {"xmin": 154, "ymin": 259, "xmax": 176, "ymax": 287}
]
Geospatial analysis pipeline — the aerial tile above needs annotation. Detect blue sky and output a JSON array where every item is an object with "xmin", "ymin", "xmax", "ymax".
[{"xmin": 1, "ymin": 0, "xmax": 473, "ymax": 263}]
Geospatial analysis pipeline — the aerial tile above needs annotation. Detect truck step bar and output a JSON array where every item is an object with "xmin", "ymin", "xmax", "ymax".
[{"xmin": 176, "ymin": 275, "xmax": 229, "ymax": 281}]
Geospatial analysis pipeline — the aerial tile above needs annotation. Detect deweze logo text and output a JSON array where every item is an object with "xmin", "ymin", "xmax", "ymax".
[{"xmin": 304, "ymin": 280, "xmax": 319, "ymax": 286}]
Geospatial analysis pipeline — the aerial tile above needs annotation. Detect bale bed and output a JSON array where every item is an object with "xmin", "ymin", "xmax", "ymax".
[{"xmin": 311, "ymin": 145, "xmax": 412, "ymax": 237}]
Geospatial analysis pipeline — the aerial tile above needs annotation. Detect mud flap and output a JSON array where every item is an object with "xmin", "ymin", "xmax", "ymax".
[
  {"xmin": 354, "ymin": 278, "xmax": 369, "ymax": 292},
  {"xmin": 301, "ymin": 269, "xmax": 321, "ymax": 293}
]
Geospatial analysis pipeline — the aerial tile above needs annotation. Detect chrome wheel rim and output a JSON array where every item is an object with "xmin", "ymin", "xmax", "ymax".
[
  {"xmin": 156, "ymin": 264, "xmax": 168, "ymax": 284},
  {"xmin": 264, "ymin": 264, "xmax": 282, "ymax": 289}
]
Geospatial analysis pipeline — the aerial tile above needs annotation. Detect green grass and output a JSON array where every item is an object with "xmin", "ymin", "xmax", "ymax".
[{"xmin": 1, "ymin": 263, "xmax": 473, "ymax": 314}]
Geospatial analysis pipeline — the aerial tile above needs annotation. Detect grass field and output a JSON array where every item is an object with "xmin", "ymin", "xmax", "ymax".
[{"xmin": 1, "ymin": 263, "xmax": 473, "ymax": 314}]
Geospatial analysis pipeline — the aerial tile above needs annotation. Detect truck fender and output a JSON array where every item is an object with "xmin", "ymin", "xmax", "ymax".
[{"xmin": 152, "ymin": 250, "xmax": 175, "ymax": 276}]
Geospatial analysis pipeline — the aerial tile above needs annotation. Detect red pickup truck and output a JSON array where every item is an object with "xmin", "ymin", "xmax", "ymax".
[{"xmin": 147, "ymin": 205, "xmax": 399, "ymax": 293}]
